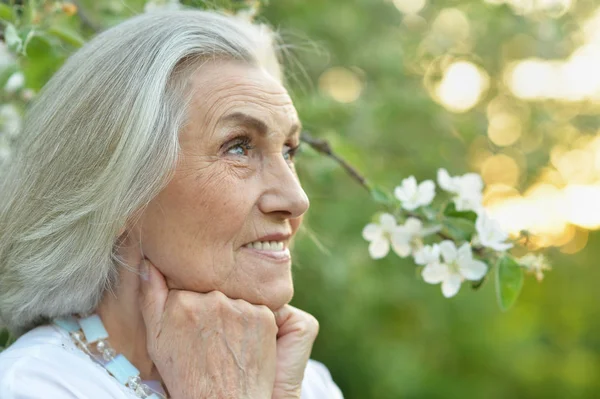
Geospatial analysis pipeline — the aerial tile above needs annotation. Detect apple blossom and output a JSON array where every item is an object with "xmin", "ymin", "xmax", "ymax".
[
  {"xmin": 393, "ymin": 218, "xmax": 443, "ymax": 257},
  {"xmin": 362, "ymin": 213, "xmax": 409, "ymax": 259},
  {"xmin": 413, "ymin": 244, "xmax": 440, "ymax": 266},
  {"xmin": 475, "ymin": 211, "xmax": 513, "ymax": 251},
  {"xmin": 394, "ymin": 176, "xmax": 435, "ymax": 211},
  {"xmin": 421, "ymin": 240, "xmax": 487, "ymax": 298},
  {"xmin": 437, "ymin": 168, "xmax": 483, "ymax": 212}
]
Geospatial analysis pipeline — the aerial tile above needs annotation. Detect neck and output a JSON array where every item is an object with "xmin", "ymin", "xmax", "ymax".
[{"xmin": 96, "ymin": 236, "xmax": 160, "ymax": 381}]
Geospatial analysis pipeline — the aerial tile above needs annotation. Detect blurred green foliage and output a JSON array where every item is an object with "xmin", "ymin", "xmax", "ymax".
[{"xmin": 2, "ymin": 0, "xmax": 600, "ymax": 398}]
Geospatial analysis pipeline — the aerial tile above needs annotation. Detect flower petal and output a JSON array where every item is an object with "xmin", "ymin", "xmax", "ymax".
[
  {"xmin": 417, "ymin": 180, "xmax": 435, "ymax": 206},
  {"xmin": 394, "ymin": 186, "xmax": 406, "ymax": 202},
  {"xmin": 460, "ymin": 173, "xmax": 484, "ymax": 193},
  {"xmin": 400, "ymin": 200, "xmax": 420, "ymax": 211},
  {"xmin": 369, "ymin": 238, "xmax": 390, "ymax": 259},
  {"xmin": 379, "ymin": 213, "xmax": 397, "ymax": 231},
  {"xmin": 394, "ymin": 176, "xmax": 417, "ymax": 202},
  {"xmin": 437, "ymin": 168, "xmax": 455, "ymax": 192},
  {"xmin": 441, "ymin": 274, "xmax": 462, "ymax": 298},
  {"xmin": 460, "ymin": 259, "xmax": 488, "ymax": 280},
  {"xmin": 438, "ymin": 240, "xmax": 457, "ymax": 263},
  {"xmin": 488, "ymin": 241, "xmax": 514, "ymax": 251},
  {"xmin": 422, "ymin": 262, "xmax": 448, "ymax": 284},
  {"xmin": 457, "ymin": 242, "xmax": 474, "ymax": 262},
  {"xmin": 404, "ymin": 217, "xmax": 423, "ymax": 234},
  {"xmin": 390, "ymin": 230, "xmax": 412, "ymax": 257},
  {"xmin": 414, "ymin": 244, "xmax": 440, "ymax": 265},
  {"xmin": 362, "ymin": 223, "xmax": 381, "ymax": 241}
]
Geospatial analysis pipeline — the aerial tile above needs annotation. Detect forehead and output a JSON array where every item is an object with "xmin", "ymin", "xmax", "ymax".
[{"xmin": 186, "ymin": 60, "xmax": 299, "ymax": 133}]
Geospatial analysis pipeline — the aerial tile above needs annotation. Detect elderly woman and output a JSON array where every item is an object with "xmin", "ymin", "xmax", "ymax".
[{"xmin": 0, "ymin": 9, "xmax": 343, "ymax": 399}]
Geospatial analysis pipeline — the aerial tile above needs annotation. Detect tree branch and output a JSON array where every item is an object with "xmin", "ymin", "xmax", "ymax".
[{"xmin": 300, "ymin": 130, "xmax": 371, "ymax": 192}]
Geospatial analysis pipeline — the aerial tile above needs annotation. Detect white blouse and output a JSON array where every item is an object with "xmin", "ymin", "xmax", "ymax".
[{"xmin": 0, "ymin": 325, "xmax": 343, "ymax": 399}]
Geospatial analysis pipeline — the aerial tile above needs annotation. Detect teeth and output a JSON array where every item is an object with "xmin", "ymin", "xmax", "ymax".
[{"xmin": 246, "ymin": 241, "xmax": 285, "ymax": 251}]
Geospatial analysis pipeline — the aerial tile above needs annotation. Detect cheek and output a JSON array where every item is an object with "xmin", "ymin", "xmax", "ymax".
[{"xmin": 140, "ymin": 165, "xmax": 258, "ymax": 286}]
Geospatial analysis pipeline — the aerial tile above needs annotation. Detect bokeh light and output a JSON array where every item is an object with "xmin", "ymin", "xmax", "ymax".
[
  {"xmin": 436, "ymin": 61, "xmax": 489, "ymax": 113},
  {"xmin": 393, "ymin": 0, "xmax": 426, "ymax": 15},
  {"xmin": 480, "ymin": 153, "xmax": 521, "ymax": 186},
  {"xmin": 318, "ymin": 67, "xmax": 363, "ymax": 103},
  {"xmin": 487, "ymin": 112, "xmax": 522, "ymax": 147}
]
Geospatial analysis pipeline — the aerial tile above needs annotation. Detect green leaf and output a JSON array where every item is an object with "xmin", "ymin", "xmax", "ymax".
[
  {"xmin": 0, "ymin": 4, "xmax": 14, "ymax": 22},
  {"xmin": 46, "ymin": 25, "xmax": 85, "ymax": 47},
  {"xmin": 4, "ymin": 23, "xmax": 22, "ymax": 53},
  {"xmin": 495, "ymin": 256, "xmax": 524, "ymax": 311},
  {"xmin": 443, "ymin": 201, "xmax": 478, "ymax": 222},
  {"xmin": 370, "ymin": 186, "xmax": 393, "ymax": 206},
  {"xmin": 443, "ymin": 217, "xmax": 475, "ymax": 242}
]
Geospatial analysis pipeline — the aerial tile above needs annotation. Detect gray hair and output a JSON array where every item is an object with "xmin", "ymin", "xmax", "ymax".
[{"xmin": 0, "ymin": 9, "xmax": 283, "ymax": 335}]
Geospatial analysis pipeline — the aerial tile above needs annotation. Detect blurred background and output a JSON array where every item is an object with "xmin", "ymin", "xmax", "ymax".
[{"xmin": 2, "ymin": 0, "xmax": 600, "ymax": 398}]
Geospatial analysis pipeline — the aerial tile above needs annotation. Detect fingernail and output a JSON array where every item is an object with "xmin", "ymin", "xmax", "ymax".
[{"xmin": 140, "ymin": 260, "xmax": 149, "ymax": 282}]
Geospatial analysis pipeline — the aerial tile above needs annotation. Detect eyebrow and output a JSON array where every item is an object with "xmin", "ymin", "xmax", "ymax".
[{"xmin": 218, "ymin": 112, "xmax": 301, "ymax": 138}]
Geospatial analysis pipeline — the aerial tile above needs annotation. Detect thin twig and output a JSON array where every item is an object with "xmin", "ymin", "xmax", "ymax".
[
  {"xmin": 301, "ymin": 131, "xmax": 488, "ymax": 256},
  {"xmin": 300, "ymin": 130, "xmax": 371, "ymax": 192}
]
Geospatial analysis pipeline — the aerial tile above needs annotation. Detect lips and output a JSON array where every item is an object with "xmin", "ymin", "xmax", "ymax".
[{"xmin": 242, "ymin": 234, "xmax": 292, "ymax": 262}]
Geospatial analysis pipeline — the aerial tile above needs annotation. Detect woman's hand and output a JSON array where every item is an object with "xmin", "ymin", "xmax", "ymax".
[
  {"xmin": 138, "ymin": 259, "xmax": 278, "ymax": 399},
  {"xmin": 272, "ymin": 305, "xmax": 320, "ymax": 399}
]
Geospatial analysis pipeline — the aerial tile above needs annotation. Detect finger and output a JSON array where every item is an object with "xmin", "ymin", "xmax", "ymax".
[
  {"xmin": 138, "ymin": 258, "xmax": 169, "ymax": 334},
  {"xmin": 274, "ymin": 305, "xmax": 319, "ymax": 339},
  {"xmin": 273, "ymin": 304, "xmax": 293, "ymax": 330}
]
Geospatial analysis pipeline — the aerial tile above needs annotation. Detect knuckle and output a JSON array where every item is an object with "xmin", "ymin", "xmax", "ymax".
[
  {"xmin": 255, "ymin": 305, "xmax": 277, "ymax": 328},
  {"xmin": 175, "ymin": 292, "xmax": 199, "ymax": 320},
  {"xmin": 300, "ymin": 313, "xmax": 320, "ymax": 337},
  {"xmin": 206, "ymin": 290, "xmax": 228, "ymax": 309}
]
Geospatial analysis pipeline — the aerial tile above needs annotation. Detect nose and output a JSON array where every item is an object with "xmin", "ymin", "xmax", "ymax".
[{"xmin": 258, "ymin": 155, "xmax": 310, "ymax": 219}]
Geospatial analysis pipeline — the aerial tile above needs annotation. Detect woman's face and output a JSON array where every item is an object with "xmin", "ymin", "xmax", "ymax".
[{"xmin": 135, "ymin": 60, "xmax": 309, "ymax": 310}]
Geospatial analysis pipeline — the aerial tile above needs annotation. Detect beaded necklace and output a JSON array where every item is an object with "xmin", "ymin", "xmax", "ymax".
[{"xmin": 54, "ymin": 315, "xmax": 167, "ymax": 399}]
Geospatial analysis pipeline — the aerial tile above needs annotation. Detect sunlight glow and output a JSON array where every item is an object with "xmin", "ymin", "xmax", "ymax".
[{"xmin": 436, "ymin": 61, "xmax": 489, "ymax": 113}]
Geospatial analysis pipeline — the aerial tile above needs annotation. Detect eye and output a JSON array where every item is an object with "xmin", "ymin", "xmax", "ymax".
[
  {"xmin": 283, "ymin": 143, "xmax": 300, "ymax": 162},
  {"xmin": 224, "ymin": 135, "xmax": 253, "ymax": 157}
]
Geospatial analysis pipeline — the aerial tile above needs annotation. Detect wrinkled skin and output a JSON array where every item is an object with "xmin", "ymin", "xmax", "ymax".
[{"xmin": 99, "ymin": 60, "xmax": 318, "ymax": 399}]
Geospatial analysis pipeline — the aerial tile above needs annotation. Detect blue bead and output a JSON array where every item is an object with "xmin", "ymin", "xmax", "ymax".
[
  {"xmin": 77, "ymin": 314, "xmax": 109, "ymax": 343},
  {"xmin": 105, "ymin": 354, "xmax": 140, "ymax": 385},
  {"xmin": 53, "ymin": 316, "xmax": 80, "ymax": 333},
  {"xmin": 146, "ymin": 394, "xmax": 162, "ymax": 399}
]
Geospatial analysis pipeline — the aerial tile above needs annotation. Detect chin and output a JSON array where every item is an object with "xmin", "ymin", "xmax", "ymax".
[{"xmin": 256, "ymin": 280, "xmax": 294, "ymax": 311}]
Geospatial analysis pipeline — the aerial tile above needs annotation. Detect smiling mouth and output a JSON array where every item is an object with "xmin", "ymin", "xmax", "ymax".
[
  {"xmin": 242, "ymin": 240, "xmax": 291, "ymax": 261},
  {"xmin": 243, "ymin": 240, "xmax": 286, "ymax": 251}
]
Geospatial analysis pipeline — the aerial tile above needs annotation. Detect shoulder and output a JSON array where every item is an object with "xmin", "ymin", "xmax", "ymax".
[
  {"xmin": 0, "ymin": 325, "xmax": 131, "ymax": 399},
  {"xmin": 301, "ymin": 359, "xmax": 344, "ymax": 399}
]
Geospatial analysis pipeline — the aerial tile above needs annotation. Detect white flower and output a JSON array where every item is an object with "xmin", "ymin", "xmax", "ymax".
[
  {"xmin": 0, "ymin": 104, "xmax": 22, "ymax": 137},
  {"xmin": 394, "ymin": 176, "xmax": 435, "ymax": 211},
  {"xmin": 517, "ymin": 253, "xmax": 551, "ymax": 282},
  {"xmin": 362, "ymin": 213, "xmax": 409, "ymax": 259},
  {"xmin": 421, "ymin": 240, "xmax": 487, "ymax": 298},
  {"xmin": 437, "ymin": 168, "xmax": 484, "ymax": 212},
  {"xmin": 475, "ymin": 212, "xmax": 513, "ymax": 251},
  {"xmin": 393, "ymin": 217, "xmax": 442, "ymax": 257},
  {"xmin": 413, "ymin": 244, "xmax": 440, "ymax": 266},
  {"xmin": 4, "ymin": 72, "xmax": 24, "ymax": 93},
  {"xmin": 144, "ymin": 0, "xmax": 181, "ymax": 13}
]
